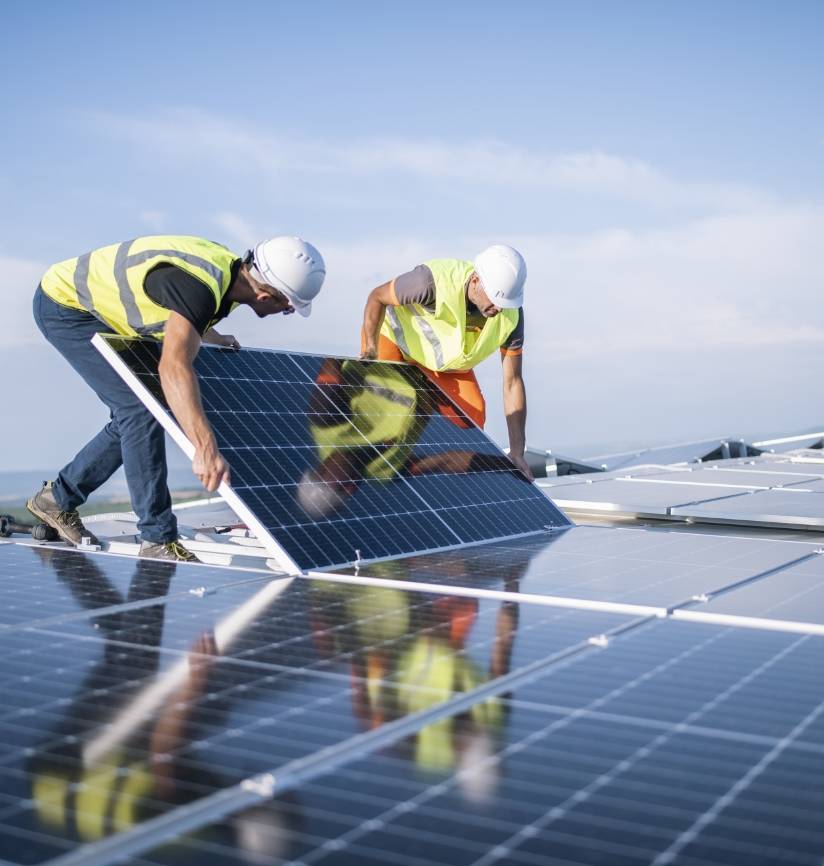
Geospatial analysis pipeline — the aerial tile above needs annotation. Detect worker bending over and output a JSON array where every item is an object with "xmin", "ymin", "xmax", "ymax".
[
  {"xmin": 361, "ymin": 245, "xmax": 533, "ymax": 480},
  {"xmin": 29, "ymin": 235, "xmax": 325, "ymax": 561}
]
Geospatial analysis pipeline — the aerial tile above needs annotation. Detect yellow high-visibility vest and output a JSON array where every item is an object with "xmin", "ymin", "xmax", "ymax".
[
  {"xmin": 33, "ymin": 751, "xmax": 153, "ymax": 840},
  {"xmin": 40, "ymin": 235, "xmax": 239, "ymax": 339},
  {"xmin": 309, "ymin": 362, "xmax": 424, "ymax": 480},
  {"xmin": 380, "ymin": 258, "xmax": 519, "ymax": 372}
]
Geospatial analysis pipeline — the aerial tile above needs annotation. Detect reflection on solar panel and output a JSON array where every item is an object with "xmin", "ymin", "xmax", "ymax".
[
  {"xmin": 92, "ymin": 336, "xmax": 569, "ymax": 572},
  {"xmin": 3, "ymin": 519, "xmax": 824, "ymax": 865},
  {"xmin": 0, "ymin": 541, "xmax": 635, "ymax": 866},
  {"xmin": 109, "ymin": 617, "xmax": 824, "ymax": 866},
  {"xmin": 329, "ymin": 524, "xmax": 823, "ymax": 612},
  {"xmin": 0, "ymin": 544, "xmax": 265, "ymax": 630}
]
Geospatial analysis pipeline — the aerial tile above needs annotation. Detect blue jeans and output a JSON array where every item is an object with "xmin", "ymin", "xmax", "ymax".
[{"xmin": 33, "ymin": 287, "xmax": 177, "ymax": 543}]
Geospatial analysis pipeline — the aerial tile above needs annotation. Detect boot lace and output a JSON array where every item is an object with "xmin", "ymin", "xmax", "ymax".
[
  {"xmin": 167, "ymin": 541, "xmax": 195, "ymax": 560},
  {"xmin": 57, "ymin": 509, "xmax": 84, "ymax": 529}
]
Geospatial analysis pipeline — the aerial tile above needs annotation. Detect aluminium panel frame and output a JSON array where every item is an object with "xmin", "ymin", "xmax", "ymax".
[{"xmin": 92, "ymin": 332, "xmax": 302, "ymax": 574}]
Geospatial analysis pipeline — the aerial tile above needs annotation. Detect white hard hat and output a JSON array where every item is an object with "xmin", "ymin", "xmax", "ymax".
[
  {"xmin": 296, "ymin": 469, "xmax": 346, "ymax": 519},
  {"xmin": 252, "ymin": 236, "xmax": 326, "ymax": 318},
  {"xmin": 474, "ymin": 244, "xmax": 527, "ymax": 309}
]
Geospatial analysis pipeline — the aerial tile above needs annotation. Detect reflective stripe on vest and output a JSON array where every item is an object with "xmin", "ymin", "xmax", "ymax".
[
  {"xmin": 310, "ymin": 362, "xmax": 422, "ymax": 480},
  {"xmin": 40, "ymin": 236, "xmax": 238, "ymax": 339},
  {"xmin": 380, "ymin": 258, "xmax": 519, "ymax": 372}
]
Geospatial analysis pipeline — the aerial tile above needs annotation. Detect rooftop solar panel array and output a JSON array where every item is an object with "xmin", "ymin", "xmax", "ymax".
[
  {"xmin": 0, "ymin": 542, "xmax": 638, "ymax": 866},
  {"xmin": 539, "ymin": 453, "xmax": 824, "ymax": 531},
  {"xmin": 1, "ymin": 521, "xmax": 823, "ymax": 864},
  {"xmin": 93, "ymin": 336, "xmax": 569, "ymax": 572}
]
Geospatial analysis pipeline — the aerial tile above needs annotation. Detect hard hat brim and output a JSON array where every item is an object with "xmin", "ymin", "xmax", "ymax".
[{"xmin": 493, "ymin": 295, "xmax": 523, "ymax": 310}]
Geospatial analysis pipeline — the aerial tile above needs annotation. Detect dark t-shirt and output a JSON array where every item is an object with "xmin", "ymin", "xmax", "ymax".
[
  {"xmin": 393, "ymin": 264, "xmax": 524, "ymax": 353},
  {"xmin": 144, "ymin": 261, "xmax": 239, "ymax": 334}
]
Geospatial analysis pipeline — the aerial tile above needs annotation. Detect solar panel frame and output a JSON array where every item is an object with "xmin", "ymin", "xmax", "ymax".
[
  {"xmin": 92, "ymin": 334, "xmax": 301, "ymax": 574},
  {"xmin": 92, "ymin": 335, "xmax": 569, "ymax": 573}
]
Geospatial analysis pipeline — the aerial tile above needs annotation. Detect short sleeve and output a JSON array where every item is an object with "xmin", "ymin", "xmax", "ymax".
[
  {"xmin": 144, "ymin": 264, "xmax": 220, "ymax": 334},
  {"xmin": 500, "ymin": 308, "xmax": 524, "ymax": 355},
  {"xmin": 393, "ymin": 264, "xmax": 436, "ymax": 308}
]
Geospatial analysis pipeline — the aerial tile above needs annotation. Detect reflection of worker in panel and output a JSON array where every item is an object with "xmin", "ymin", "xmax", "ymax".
[
  {"xmin": 28, "ymin": 235, "xmax": 325, "ymax": 561},
  {"xmin": 27, "ymin": 552, "xmax": 174, "ymax": 844},
  {"xmin": 297, "ymin": 358, "xmax": 527, "ymax": 519},
  {"xmin": 360, "ymin": 245, "xmax": 533, "ymax": 480},
  {"xmin": 308, "ymin": 558, "xmax": 525, "ymax": 802},
  {"xmin": 25, "ymin": 552, "xmax": 305, "ymax": 862}
]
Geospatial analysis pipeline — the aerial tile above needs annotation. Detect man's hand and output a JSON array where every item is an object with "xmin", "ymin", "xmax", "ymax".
[
  {"xmin": 214, "ymin": 332, "xmax": 240, "ymax": 350},
  {"xmin": 202, "ymin": 328, "xmax": 240, "ymax": 350},
  {"xmin": 159, "ymin": 313, "xmax": 232, "ymax": 492},
  {"xmin": 508, "ymin": 452, "xmax": 534, "ymax": 481},
  {"xmin": 193, "ymin": 445, "xmax": 231, "ymax": 491},
  {"xmin": 360, "ymin": 281, "xmax": 398, "ymax": 359}
]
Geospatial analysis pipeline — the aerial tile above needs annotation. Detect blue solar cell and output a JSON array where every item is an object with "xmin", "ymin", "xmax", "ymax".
[
  {"xmin": 112, "ymin": 618, "xmax": 824, "ymax": 866},
  {"xmin": 0, "ymin": 542, "xmax": 628, "ymax": 865}
]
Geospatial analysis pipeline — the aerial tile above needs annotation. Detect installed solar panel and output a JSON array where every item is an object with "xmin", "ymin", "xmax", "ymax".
[
  {"xmin": 0, "ymin": 542, "xmax": 632, "ymax": 865},
  {"xmin": 679, "ymin": 553, "xmax": 824, "ymax": 626},
  {"xmin": 0, "ymin": 543, "xmax": 266, "ymax": 630},
  {"xmin": 93, "ymin": 336, "xmax": 569, "ymax": 572},
  {"xmin": 328, "ymin": 524, "xmax": 820, "ymax": 611},
  {"xmin": 672, "ymin": 486, "xmax": 824, "ymax": 529},
  {"xmin": 121, "ymin": 617, "xmax": 824, "ymax": 866}
]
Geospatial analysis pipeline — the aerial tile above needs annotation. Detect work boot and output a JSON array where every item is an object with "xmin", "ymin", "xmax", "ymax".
[
  {"xmin": 139, "ymin": 540, "xmax": 200, "ymax": 562},
  {"xmin": 27, "ymin": 481, "xmax": 101, "ymax": 547}
]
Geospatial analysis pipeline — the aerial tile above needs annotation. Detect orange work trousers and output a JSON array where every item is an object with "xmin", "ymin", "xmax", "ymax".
[{"xmin": 361, "ymin": 332, "xmax": 486, "ymax": 429}]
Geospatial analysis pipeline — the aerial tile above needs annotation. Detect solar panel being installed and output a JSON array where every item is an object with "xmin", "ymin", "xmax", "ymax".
[{"xmin": 92, "ymin": 336, "xmax": 569, "ymax": 572}]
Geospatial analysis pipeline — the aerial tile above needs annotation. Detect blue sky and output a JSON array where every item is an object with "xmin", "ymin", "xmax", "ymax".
[{"xmin": 3, "ymin": 1, "xmax": 824, "ymax": 472}]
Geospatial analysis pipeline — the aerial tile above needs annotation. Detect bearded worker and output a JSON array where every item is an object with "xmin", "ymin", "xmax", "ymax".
[
  {"xmin": 28, "ymin": 234, "xmax": 325, "ymax": 561},
  {"xmin": 360, "ymin": 244, "xmax": 533, "ymax": 480}
]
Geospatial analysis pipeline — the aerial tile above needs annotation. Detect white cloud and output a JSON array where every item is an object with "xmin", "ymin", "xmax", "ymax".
[
  {"xmin": 513, "ymin": 205, "xmax": 824, "ymax": 360},
  {"xmin": 10, "ymin": 205, "xmax": 823, "ymax": 363},
  {"xmin": 93, "ymin": 109, "xmax": 766, "ymax": 212},
  {"xmin": 204, "ymin": 204, "xmax": 824, "ymax": 371}
]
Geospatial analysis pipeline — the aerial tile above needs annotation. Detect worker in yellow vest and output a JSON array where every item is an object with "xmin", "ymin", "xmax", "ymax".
[
  {"xmin": 28, "ymin": 235, "xmax": 326, "ymax": 561},
  {"xmin": 360, "ymin": 245, "xmax": 533, "ymax": 480},
  {"xmin": 296, "ymin": 358, "xmax": 529, "ymax": 520}
]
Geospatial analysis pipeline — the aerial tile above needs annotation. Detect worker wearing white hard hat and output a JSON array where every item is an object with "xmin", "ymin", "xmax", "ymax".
[
  {"xmin": 360, "ymin": 244, "xmax": 533, "ymax": 480},
  {"xmin": 30, "ymin": 233, "xmax": 325, "ymax": 562}
]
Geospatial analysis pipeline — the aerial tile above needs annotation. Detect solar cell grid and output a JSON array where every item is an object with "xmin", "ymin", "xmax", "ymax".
[
  {"xmin": 94, "ymin": 336, "xmax": 569, "ymax": 572},
  {"xmin": 0, "ymin": 545, "xmax": 264, "ymax": 630},
  {"xmin": 680, "ymin": 552, "xmax": 824, "ymax": 626},
  {"xmin": 332, "ymin": 525, "xmax": 819, "ymax": 612},
  {"xmin": 115, "ymin": 618, "xmax": 824, "ymax": 866},
  {"xmin": 0, "ymin": 544, "xmax": 635, "ymax": 866}
]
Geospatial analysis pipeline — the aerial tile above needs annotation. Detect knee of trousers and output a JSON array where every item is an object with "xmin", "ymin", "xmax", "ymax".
[{"xmin": 111, "ymin": 404, "xmax": 164, "ymax": 436}]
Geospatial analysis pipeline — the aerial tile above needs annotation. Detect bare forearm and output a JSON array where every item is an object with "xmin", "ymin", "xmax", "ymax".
[
  {"xmin": 159, "ymin": 360, "xmax": 216, "ymax": 453},
  {"xmin": 361, "ymin": 281, "xmax": 397, "ymax": 358},
  {"xmin": 504, "ymin": 380, "xmax": 527, "ymax": 457},
  {"xmin": 362, "ymin": 298, "xmax": 386, "ymax": 354}
]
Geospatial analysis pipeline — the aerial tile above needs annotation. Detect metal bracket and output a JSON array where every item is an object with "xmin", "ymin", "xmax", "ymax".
[{"xmin": 240, "ymin": 773, "xmax": 276, "ymax": 798}]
